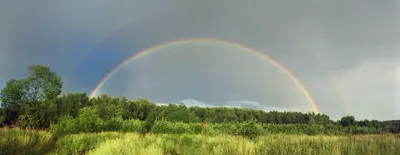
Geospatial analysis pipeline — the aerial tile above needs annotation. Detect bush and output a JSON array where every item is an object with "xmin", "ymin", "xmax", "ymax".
[
  {"xmin": 103, "ymin": 117, "xmax": 123, "ymax": 131},
  {"xmin": 51, "ymin": 107, "xmax": 104, "ymax": 138},
  {"xmin": 150, "ymin": 121, "xmax": 199, "ymax": 134},
  {"xmin": 120, "ymin": 119, "xmax": 146, "ymax": 133},
  {"xmin": 74, "ymin": 107, "xmax": 103, "ymax": 133},
  {"xmin": 50, "ymin": 115, "xmax": 76, "ymax": 139},
  {"xmin": 239, "ymin": 120, "xmax": 263, "ymax": 139}
]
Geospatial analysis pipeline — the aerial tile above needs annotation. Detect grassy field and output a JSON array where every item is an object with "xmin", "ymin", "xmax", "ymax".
[{"xmin": 1, "ymin": 128, "xmax": 400, "ymax": 155}]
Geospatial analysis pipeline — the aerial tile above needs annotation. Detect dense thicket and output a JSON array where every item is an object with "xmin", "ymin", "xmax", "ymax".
[{"xmin": 0, "ymin": 65, "xmax": 399, "ymax": 138}]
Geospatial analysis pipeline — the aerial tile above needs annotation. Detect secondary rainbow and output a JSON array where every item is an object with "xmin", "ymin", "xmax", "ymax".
[
  {"xmin": 89, "ymin": 38, "xmax": 320, "ymax": 113},
  {"xmin": 296, "ymin": 37, "xmax": 351, "ymax": 115}
]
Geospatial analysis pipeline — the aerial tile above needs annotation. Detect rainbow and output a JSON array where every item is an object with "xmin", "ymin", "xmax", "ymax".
[
  {"xmin": 302, "ymin": 42, "xmax": 351, "ymax": 115},
  {"xmin": 305, "ymin": 55, "xmax": 351, "ymax": 115},
  {"xmin": 88, "ymin": 38, "xmax": 320, "ymax": 113}
]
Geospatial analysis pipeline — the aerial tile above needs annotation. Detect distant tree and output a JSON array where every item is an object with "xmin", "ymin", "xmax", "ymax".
[
  {"xmin": 340, "ymin": 115, "xmax": 356, "ymax": 127},
  {"xmin": 57, "ymin": 93, "xmax": 89, "ymax": 118},
  {"xmin": 357, "ymin": 119, "xmax": 371, "ymax": 127}
]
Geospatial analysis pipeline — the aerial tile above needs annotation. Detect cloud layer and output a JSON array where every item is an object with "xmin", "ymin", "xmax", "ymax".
[{"xmin": 1, "ymin": 1, "xmax": 400, "ymax": 120}]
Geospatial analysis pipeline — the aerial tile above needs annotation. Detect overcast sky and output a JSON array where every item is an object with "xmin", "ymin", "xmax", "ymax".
[{"xmin": 1, "ymin": 1, "xmax": 400, "ymax": 120}]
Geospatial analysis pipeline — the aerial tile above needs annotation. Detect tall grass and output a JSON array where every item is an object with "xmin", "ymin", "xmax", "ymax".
[
  {"xmin": 49, "ymin": 132, "xmax": 122, "ymax": 155},
  {"xmin": 0, "ymin": 128, "xmax": 54, "ymax": 155},
  {"xmin": 87, "ymin": 133, "xmax": 400, "ymax": 155},
  {"xmin": 1, "ymin": 127, "xmax": 399, "ymax": 155}
]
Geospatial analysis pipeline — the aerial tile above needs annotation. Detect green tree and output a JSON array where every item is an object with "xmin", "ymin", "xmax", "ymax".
[
  {"xmin": 0, "ymin": 79, "xmax": 28, "ymax": 125},
  {"xmin": 25, "ymin": 65, "xmax": 63, "ymax": 102},
  {"xmin": 166, "ymin": 107, "xmax": 200, "ymax": 123},
  {"xmin": 340, "ymin": 115, "xmax": 356, "ymax": 127},
  {"xmin": 57, "ymin": 93, "xmax": 89, "ymax": 118},
  {"xmin": 2, "ymin": 65, "xmax": 64, "ymax": 128}
]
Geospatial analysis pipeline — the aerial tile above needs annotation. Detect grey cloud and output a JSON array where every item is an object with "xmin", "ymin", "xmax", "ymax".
[
  {"xmin": 333, "ymin": 58, "xmax": 399, "ymax": 120},
  {"xmin": 101, "ymin": 1, "xmax": 400, "ymax": 80},
  {"xmin": 1, "ymin": 1, "xmax": 400, "ymax": 120},
  {"xmin": 97, "ymin": 43, "xmax": 313, "ymax": 112},
  {"xmin": 0, "ymin": 0, "xmax": 163, "ymax": 83}
]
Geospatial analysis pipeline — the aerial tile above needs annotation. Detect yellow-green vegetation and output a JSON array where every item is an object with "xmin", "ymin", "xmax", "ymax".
[
  {"xmin": 86, "ymin": 133, "xmax": 400, "ymax": 155},
  {"xmin": 1, "ymin": 128, "xmax": 400, "ymax": 155},
  {"xmin": 50, "ymin": 132, "xmax": 122, "ymax": 155},
  {"xmin": 0, "ymin": 128, "xmax": 54, "ymax": 155}
]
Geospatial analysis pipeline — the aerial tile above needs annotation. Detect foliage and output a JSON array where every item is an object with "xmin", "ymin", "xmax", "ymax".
[
  {"xmin": 25, "ymin": 65, "xmax": 63, "ymax": 102},
  {"xmin": 340, "ymin": 115, "xmax": 356, "ymax": 127},
  {"xmin": 239, "ymin": 120, "xmax": 263, "ymax": 139},
  {"xmin": 1, "ymin": 64, "xmax": 400, "ymax": 137},
  {"xmin": 0, "ymin": 79, "xmax": 27, "ymax": 125},
  {"xmin": 1, "ymin": 65, "xmax": 400, "ymax": 154},
  {"xmin": 0, "ymin": 128, "xmax": 54, "ymax": 155},
  {"xmin": 0, "ymin": 65, "xmax": 62, "ymax": 128}
]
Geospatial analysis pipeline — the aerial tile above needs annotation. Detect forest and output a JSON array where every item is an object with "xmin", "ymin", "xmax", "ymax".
[{"xmin": 1, "ymin": 65, "xmax": 400, "ymax": 155}]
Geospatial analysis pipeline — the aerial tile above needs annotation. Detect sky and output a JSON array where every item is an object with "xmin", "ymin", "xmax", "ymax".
[{"xmin": 1, "ymin": 1, "xmax": 400, "ymax": 120}]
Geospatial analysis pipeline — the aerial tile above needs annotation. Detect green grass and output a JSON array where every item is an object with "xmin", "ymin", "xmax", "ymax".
[
  {"xmin": 0, "ymin": 128, "xmax": 54, "ymax": 155},
  {"xmin": 87, "ymin": 133, "xmax": 400, "ymax": 155},
  {"xmin": 1, "ymin": 128, "xmax": 399, "ymax": 155},
  {"xmin": 49, "ymin": 132, "xmax": 122, "ymax": 155}
]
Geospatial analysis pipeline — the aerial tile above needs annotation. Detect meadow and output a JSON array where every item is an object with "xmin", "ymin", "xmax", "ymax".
[
  {"xmin": 1, "ymin": 65, "xmax": 400, "ymax": 154},
  {"xmin": 1, "ymin": 127, "xmax": 400, "ymax": 155}
]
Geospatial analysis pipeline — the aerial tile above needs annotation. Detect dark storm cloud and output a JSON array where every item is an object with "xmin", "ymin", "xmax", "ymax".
[
  {"xmin": 1, "ymin": 1, "xmax": 400, "ymax": 120},
  {"xmin": 0, "ymin": 0, "xmax": 160, "ymax": 90}
]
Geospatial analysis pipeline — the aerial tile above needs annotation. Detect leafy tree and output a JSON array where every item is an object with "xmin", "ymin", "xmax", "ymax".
[
  {"xmin": 166, "ymin": 108, "xmax": 200, "ymax": 123},
  {"xmin": 1, "ymin": 65, "xmax": 63, "ymax": 128},
  {"xmin": 25, "ymin": 65, "xmax": 63, "ymax": 102},
  {"xmin": 307, "ymin": 116, "xmax": 316, "ymax": 125},
  {"xmin": 340, "ymin": 115, "xmax": 356, "ymax": 127},
  {"xmin": 57, "ymin": 93, "xmax": 89, "ymax": 118},
  {"xmin": 0, "ymin": 79, "xmax": 27, "ymax": 125}
]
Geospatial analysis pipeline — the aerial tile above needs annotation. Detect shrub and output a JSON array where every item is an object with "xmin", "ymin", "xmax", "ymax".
[
  {"xmin": 50, "ymin": 115, "xmax": 76, "ymax": 139},
  {"xmin": 150, "ymin": 121, "xmax": 198, "ymax": 134},
  {"xmin": 120, "ymin": 119, "xmax": 146, "ymax": 133},
  {"xmin": 51, "ymin": 107, "xmax": 104, "ymax": 138},
  {"xmin": 239, "ymin": 120, "xmax": 263, "ymax": 139},
  {"xmin": 103, "ymin": 117, "xmax": 123, "ymax": 131}
]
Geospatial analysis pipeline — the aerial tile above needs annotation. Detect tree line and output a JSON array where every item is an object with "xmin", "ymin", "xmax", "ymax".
[{"xmin": 0, "ymin": 65, "xmax": 399, "ymax": 136}]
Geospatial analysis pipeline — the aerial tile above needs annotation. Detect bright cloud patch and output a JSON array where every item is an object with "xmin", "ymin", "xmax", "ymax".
[
  {"xmin": 226, "ymin": 100, "xmax": 303, "ymax": 112},
  {"xmin": 181, "ymin": 99, "xmax": 214, "ymax": 107},
  {"xmin": 226, "ymin": 100, "xmax": 262, "ymax": 107},
  {"xmin": 155, "ymin": 98, "xmax": 302, "ymax": 112}
]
